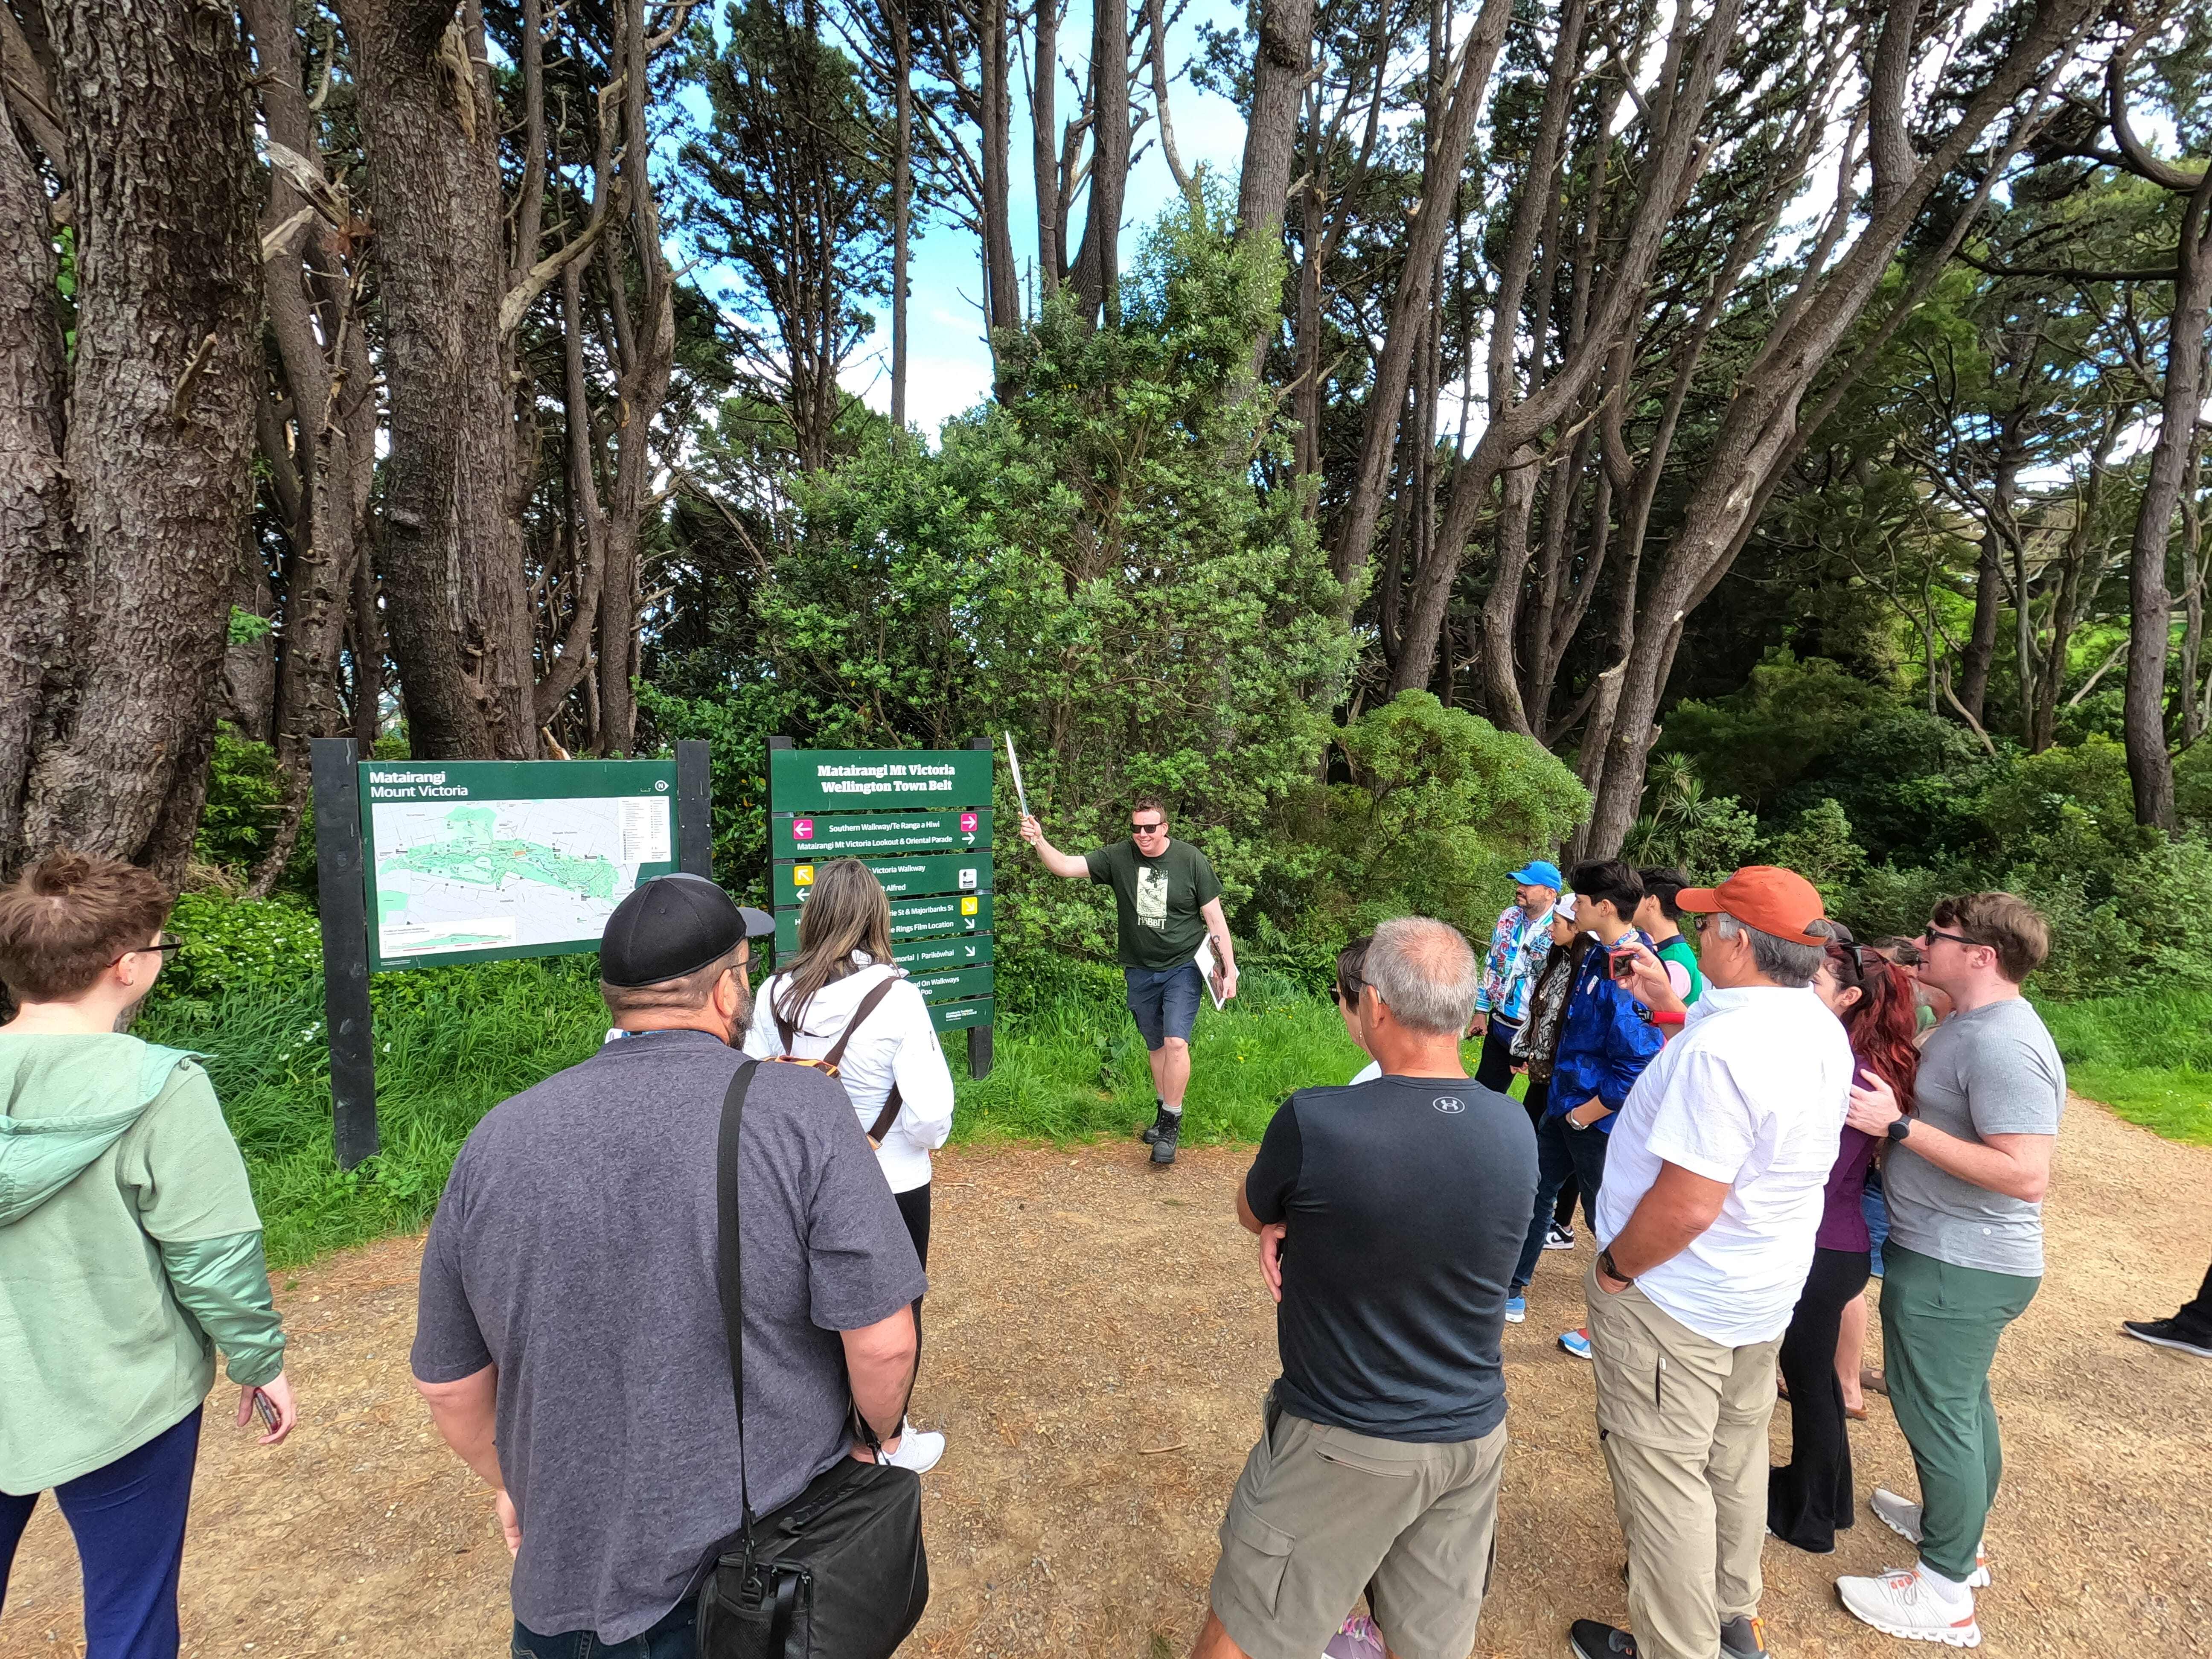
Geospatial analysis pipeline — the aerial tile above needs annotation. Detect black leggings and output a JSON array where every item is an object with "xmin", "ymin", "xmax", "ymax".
[
  {"xmin": 1769, "ymin": 1245, "xmax": 1872, "ymax": 1552},
  {"xmin": 894, "ymin": 1182, "xmax": 930, "ymax": 1348},
  {"xmin": 1519, "ymin": 1076, "xmax": 1580, "ymax": 1228}
]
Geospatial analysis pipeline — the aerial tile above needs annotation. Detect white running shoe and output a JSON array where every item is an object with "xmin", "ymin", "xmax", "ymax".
[
  {"xmin": 883, "ymin": 1420, "xmax": 945, "ymax": 1473},
  {"xmin": 1869, "ymin": 1490, "xmax": 1991, "ymax": 1585},
  {"xmin": 1836, "ymin": 1565, "xmax": 1981, "ymax": 1647}
]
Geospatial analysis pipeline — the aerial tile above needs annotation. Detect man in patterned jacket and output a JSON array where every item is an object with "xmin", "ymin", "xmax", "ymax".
[{"xmin": 1467, "ymin": 859, "xmax": 1560, "ymax": 1092}]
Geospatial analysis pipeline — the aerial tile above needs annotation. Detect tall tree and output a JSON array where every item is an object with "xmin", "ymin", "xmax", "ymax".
[{"xmin": 0, "ymin": 0, "xmax": 263, "ymax": 882}]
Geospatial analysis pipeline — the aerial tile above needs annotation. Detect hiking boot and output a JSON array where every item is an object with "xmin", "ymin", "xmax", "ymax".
[
  {"xmin": 1569, "ymin": 1619, "xmax": 1640, "ymax": 1658},
  {"xmin": 1720, "ymin": 1614, "xmax": 1771, "ymax": 1658},
  {"xmin": 1836, "ymin": 1565, "xmax": 1981, "ymax": 1647},
  {"xmin": 1869, "ymin": 1490, "xmax": 1990, "ymax": 1585},
  {"xmin": 2122, "ymin": 1317, "xmax": 2212, "ymax": 1359},
  {"xmin": 1138, "ymin": 1101, "xmax": 1174, "ymax": 1144},
  {"xmin": 1150, "ymin": 1114, "xmax": 1179, "ymax": 1166}
]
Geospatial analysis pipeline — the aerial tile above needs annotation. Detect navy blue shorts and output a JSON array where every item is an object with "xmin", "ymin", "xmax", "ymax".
[{"xmin": 1124, "ymin": 961, "xmax": 1204, "ymax": 1051}]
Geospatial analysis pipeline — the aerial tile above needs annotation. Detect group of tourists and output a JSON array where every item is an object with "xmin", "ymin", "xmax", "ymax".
[{"xmin": 0, "ymin": 813, "xmax": 2205, "ymax": 1659}]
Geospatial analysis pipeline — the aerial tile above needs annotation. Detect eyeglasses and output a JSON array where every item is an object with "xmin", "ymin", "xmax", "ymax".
[
  {"xmin": 1130, "ymin": 821, "xmax": 1167, "ymax": 837},
  {"xmin": 114, "ymin": 934, "xmax": 183, "ymax": 966},
  {"xmin": 1921, "ymin": 928, "xmax": 1982, "ymax": 952}
]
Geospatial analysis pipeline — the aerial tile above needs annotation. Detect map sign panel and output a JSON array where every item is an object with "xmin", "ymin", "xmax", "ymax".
[
  {"xmin": 928, "ymin": 997, "xmax": 992, "ymax": 1034},
  {"xmin": 360, "ymin": 758, "xmax": 676, "ymax": 970},
  {"xmin": 905, "ymin": 964, "xmax": 993, "ymax": 1004},
  {"xmin": 773, "ymin": 852, "xmax": 992, "ymax": 909},
  {"xmin": 774, "ymin": 892, "xmax": 990, "ymax": 953},
  {"xmin": 772, "ymin": 808, "xmax": 991, "ymax": 860},
  {"xmin": 891, "ymin": 934, "xmax": 993, "ymax": 972},
  {"xmin": 769, "ymin": 747, "xmax": 993, "ymax": 815}
]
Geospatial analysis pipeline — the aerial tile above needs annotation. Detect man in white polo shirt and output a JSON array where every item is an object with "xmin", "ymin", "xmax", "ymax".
[{"xmin": 1566, "ymin": 867, "xmax": 1854, "ymax": 1659}]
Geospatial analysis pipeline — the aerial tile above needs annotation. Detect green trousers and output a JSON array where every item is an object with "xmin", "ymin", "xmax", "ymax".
[{"xmin": 1878, "ymin": 1243, "xmax": 2040, "ymax": 1582}]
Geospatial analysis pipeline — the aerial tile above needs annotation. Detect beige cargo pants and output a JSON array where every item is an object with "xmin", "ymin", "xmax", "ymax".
[{"xmin": 1586, "ymin": 1262, "xmax": 1781, "ymax": 1659}]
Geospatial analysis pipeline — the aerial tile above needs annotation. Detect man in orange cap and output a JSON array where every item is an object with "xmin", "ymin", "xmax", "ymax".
[{"xmin": 1566, "ymin": 867, "xmax": 1854, "ymax": 1659}]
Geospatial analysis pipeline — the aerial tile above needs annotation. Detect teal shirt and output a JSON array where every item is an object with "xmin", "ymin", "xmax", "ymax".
[{"xmin": 0, "ymin": 1034, "xmax": 283, "ymax": 1492}]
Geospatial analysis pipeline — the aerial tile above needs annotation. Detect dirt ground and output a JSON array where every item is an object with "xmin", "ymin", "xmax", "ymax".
[{"xmin": 7, "ymin": 1094, "xmax": 2210, "ymax": 1659}]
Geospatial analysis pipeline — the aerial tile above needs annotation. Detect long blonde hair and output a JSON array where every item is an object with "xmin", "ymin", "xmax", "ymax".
[{"xmin": 774, "ymin": 858, "xmax": 898, "ymax": 1030}]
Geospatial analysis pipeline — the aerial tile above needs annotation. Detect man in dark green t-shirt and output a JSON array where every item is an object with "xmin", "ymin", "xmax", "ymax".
[{"xmin": 1022, "ymin": 797, "xmax": 1237, "ymax": 1166}]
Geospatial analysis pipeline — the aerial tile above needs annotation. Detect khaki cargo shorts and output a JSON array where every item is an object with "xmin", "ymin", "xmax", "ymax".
[{"xmin": 1208, "ymin": 1394, "xmax": 1507, "ymax": 1659}]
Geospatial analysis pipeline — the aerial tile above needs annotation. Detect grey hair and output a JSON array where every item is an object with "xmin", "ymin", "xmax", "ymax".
[
  {"xmin": 1711, "ymin": 912, "xmax": 1828, "ymax": 988},
  {"xmin": 1364, "ymin": 916, "xmax": 1481, "ymax": 1036}
]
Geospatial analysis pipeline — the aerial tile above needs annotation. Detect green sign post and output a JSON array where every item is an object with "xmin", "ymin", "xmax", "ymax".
[
  {"xmin": 768, "ymin": 737, "xmax": 996, "ymax": 1078},
  {"xmin": 313, "ymin": 739, "xmax": 713, "ymax": 1167}
]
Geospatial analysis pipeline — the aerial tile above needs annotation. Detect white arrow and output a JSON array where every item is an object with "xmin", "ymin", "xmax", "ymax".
[{"xmin": 962, "ymin": 832, "xmax": 975, "ymax": 845}]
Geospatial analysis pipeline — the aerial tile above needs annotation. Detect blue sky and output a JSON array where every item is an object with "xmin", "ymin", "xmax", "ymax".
[{"xmin": 839, "ymin": 0, "xmax": 1254, "ymax": 437}]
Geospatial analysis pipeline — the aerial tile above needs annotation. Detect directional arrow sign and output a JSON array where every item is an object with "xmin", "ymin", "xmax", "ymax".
[
  {"xmin": 905, "ymin": 964, "xmax": 994, "ymax": 1004},
  {"xmin": 773, "ymin": 852, "xmax": 992, "ymax": 909},
  {"xmin": 771, "ymin": 809, "xmax": 992, "ymax": 860},
  {"xmin": 926, "ymin": 996, "xmax": 993, "ymax": 1034},
  {"xmin": 774, "ymin": 893, "xmax": 992, "ymax": 954},
  {"xmin": 891, "ymin": 934, "xmax": 994, "ymax": 971}
]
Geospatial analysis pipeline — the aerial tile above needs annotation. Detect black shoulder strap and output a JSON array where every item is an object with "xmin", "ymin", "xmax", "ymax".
[
  {"xmin": 716, "ymin": 1059, "xmax": 759, "ymax": 1533},
  {"xmin": 821, "ymin": 975, "xmax": 900, "ymax": 1071}
]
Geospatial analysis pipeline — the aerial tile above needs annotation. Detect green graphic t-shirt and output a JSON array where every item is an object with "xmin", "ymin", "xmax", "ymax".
[
  {"xmin": 1085, "ymin": 838, "xmax": 1222, "ymax": 969},
  {"xmin": 1655, "ymin": 934, "xmax": 1705, "ymax": 1005}
]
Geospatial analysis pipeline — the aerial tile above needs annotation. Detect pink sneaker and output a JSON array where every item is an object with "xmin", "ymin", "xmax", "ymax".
[{"xmin": 1324, "ymin": 1614, "xmax": 1385, "ymax": 1659}]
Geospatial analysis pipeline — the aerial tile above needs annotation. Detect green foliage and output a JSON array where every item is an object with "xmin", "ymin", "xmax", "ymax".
[
  {"xmin": 2038, "ymin": 988, "xmax": 2212, "ymax": 1146},
  {"xmin": 1625, "ymin": 754, "xmax": 1762, "ymax": 878},
  {"xmin": 1244, "ymin": 693, "xmax": 1587, "ymax": 980},
  {"xmin": 226, "ymin": 606, "xmax": 274, "ymax": 646},
  {"xmin": 190, "ymin": 727, "xmax": 315, "ymax": 892},
  {"xmin": 157, "ymin": 892, "xmax": 324, "ymax": 1007}
]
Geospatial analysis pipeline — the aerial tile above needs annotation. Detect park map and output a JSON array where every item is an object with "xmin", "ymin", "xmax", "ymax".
[{"xmin": 371, "ymin": 796, "xmax": 669, "ymax": 960}]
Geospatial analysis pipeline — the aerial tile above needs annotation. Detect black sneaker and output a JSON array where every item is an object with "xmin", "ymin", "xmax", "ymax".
[
  {"xmin": 1720, "ymin": 1614, "xmax": 1771, "ymax": 1658},
  {"xmin": 1149, "ymin": 1113, "xmax": 1179, "ymax": 1166},
  {"xmin": 1138, "ymin": 1102, "xmax": 1172, "ymax": 1144},
  {"xmin": 1569, "ymin": 1620, "xmax": 1639, "ymax": 1659},
  {"xmin": 2122, "ymin": 1317, "xmax": 2212, "ymax": 1359}
]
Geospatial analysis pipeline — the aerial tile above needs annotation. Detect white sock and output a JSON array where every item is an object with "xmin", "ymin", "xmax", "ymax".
[
  {"xmin": 1915, "ymin": 1561, "xmax": 1973, "ymax": 1609},
  {"xmin": 1162, "ymin": 1103, "xmax": 1182, "ymax": 1117}
]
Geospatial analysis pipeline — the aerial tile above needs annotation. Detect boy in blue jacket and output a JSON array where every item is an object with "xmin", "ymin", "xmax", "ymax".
[{"xmin": 1507, "ymin": 859, "xmax": 1665, "ymax": 1353}]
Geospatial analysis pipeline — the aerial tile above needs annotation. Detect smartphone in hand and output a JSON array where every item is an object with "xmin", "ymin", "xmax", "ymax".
[
  {"xmin": 1608, "ymin": 946, "xmax": 1639, "ymax": 982},
  {"xmin": 253, "ymin": 1390, "xmax": 279, "ymax": 1435}
]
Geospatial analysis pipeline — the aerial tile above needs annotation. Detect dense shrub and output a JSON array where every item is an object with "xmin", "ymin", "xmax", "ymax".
[{"xmin": 159, "ymin": 891, "xmax": 324, "ymax": 1006}]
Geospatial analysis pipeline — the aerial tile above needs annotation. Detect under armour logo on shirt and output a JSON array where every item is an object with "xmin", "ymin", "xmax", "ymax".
[{"xmin": 1432, "ymin": 1097, "xmax": 1466, "ymax": 1114}]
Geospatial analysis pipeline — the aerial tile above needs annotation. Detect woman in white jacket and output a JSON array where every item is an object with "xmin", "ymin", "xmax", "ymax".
[{"xmin": 744, "ymin": 857, "xmax": 956, "ymax": 1470}]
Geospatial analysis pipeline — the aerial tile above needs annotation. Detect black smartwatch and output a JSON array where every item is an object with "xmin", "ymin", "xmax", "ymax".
[{"xmin": 1886, "ymin": 1117, "xmax": 1912, "ymax": 1144}]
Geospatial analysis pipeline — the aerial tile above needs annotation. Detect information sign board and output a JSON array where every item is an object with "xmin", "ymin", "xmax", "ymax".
[
  {"xmin": 772, "ymin": 809, "xmax": 991, "ymax": 860},
  {"xmin": 769, "ymin": 747, "xmax": 993, "ymax": 814},
  {"xmin": 905, "ymin": 964, "xmax": 994, "ymax": 1004},
  {"xmin": 358, "ymin": 757, "xmax": 677, "ymax": 971},
  {"xmin": 892, "ymin": 934, "xmax": 993, "ymax": 972},
  {"xmin": 768, "ymin": 737, "xmax": 998, "ymax": 1079},
  {"xmin": 773, "ymin": 852, "xmax": 991, "ymax": 909},
  {"xmin": 773, "ymin": 892, "xmax": 992, "ymax": 954},
  {"xmin": 928, "ymin": 997, "xmax": 993, "ymax": 1033}
]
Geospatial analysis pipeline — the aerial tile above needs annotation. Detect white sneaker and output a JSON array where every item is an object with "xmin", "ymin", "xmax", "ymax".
[
  {"xmin": 1869, "ymin": 1490, "xmax": 1991, "ymax": 1585},
  {"xmin": 1836, "ymin": 1565, "xmax": 1981, "ymax": 1647},
  {"xmin": 883, "ymin": 1420, "xmax": 945, "ymax": 1473}
]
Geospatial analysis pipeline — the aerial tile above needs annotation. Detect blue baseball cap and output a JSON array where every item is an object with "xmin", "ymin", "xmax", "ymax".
[{"xmin": 1509, "ymin": 859, "xmax": 1563, "ymax": 891}]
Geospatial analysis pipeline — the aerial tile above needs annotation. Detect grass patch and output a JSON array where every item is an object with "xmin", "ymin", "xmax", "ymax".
[{"xmin": 2037, "ymin": 987, "xmax": 2212, "ymax": 1146}]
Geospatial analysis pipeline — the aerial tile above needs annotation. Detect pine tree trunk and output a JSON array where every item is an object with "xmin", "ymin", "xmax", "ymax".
[
  {"xmin": 6, "ymin": 0, "xmax": 263, "ymax": 883},
  {"xmin": 338, "ymin": 0, "xmax": 538, "ymax": 761}
]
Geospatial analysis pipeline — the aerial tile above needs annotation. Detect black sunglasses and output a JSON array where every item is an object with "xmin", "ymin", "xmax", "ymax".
[
  {"xmin": 1922, "ymin": 927, "xmax": 1981, "ymax": 952},
  {"xmin": 114, "ymin": 933, "xmax": 183, "ymax": 966}
]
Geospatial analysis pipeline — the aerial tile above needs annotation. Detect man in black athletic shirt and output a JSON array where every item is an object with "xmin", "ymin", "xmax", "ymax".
[{"xmin": 1192, "ymin": 916, "xmax": 1538, "ymax": 1659}]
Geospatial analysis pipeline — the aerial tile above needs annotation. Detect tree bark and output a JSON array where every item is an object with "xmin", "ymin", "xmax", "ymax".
[
  {"xmin": 1068, "ymin": 0, "xmax": 1131, "ymax": 326},
  {"xmin": 337, "ymin": 0, "xmax": 538, "ymax": 760},
  {"xmin": 1236, "ymin": 0, "xmax": 1312, "ymax": 375},
  {"xmin": 892, "ymin": 0, "xmax": 912, "ymax": 426},
  {"xmin": 5, "ymin": 0, "xmax": 263, "ymax": 884}
]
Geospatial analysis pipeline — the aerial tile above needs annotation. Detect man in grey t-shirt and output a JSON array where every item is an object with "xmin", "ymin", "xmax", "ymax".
[
  {"xmin": 1835, "ymin": 894, "xmax": 2063, "ymax": 1650},
  {"xmin": 410, "ymin": 875, "xmax": 927, "ymax": 1652}
]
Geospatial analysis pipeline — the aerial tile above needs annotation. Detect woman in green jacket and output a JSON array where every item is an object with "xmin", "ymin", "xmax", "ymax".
[{"xmin": 0, "ymin": 851, "xmax": 294, "ymax": 1659}]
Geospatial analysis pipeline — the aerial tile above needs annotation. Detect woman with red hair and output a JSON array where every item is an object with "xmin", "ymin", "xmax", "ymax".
[{"xmin": 1767, "ymin": 931, "xmax": 1921, "ymax": 1554}]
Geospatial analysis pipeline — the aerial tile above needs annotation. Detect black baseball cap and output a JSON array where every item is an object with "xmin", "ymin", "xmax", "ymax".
[{"xmin": 598, "ymin": 873, "xmax": 774, "ymax": 988}]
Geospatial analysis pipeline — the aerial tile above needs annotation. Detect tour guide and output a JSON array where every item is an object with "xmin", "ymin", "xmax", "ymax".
[{"xmin": 1020, "ymin": 798, "xmax": 1238, "ymax": 1166}]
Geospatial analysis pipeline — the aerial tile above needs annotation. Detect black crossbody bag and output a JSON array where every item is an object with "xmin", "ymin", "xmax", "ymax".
[{"xmin": 695, "ymin": 1061, "xmax": 930, "ymax": 1659}]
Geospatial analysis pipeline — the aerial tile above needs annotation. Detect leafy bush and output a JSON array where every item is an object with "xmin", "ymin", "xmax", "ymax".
[{"xmin": 158, "ymin": 891, "xmax": 324, "ymax": 1006}]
